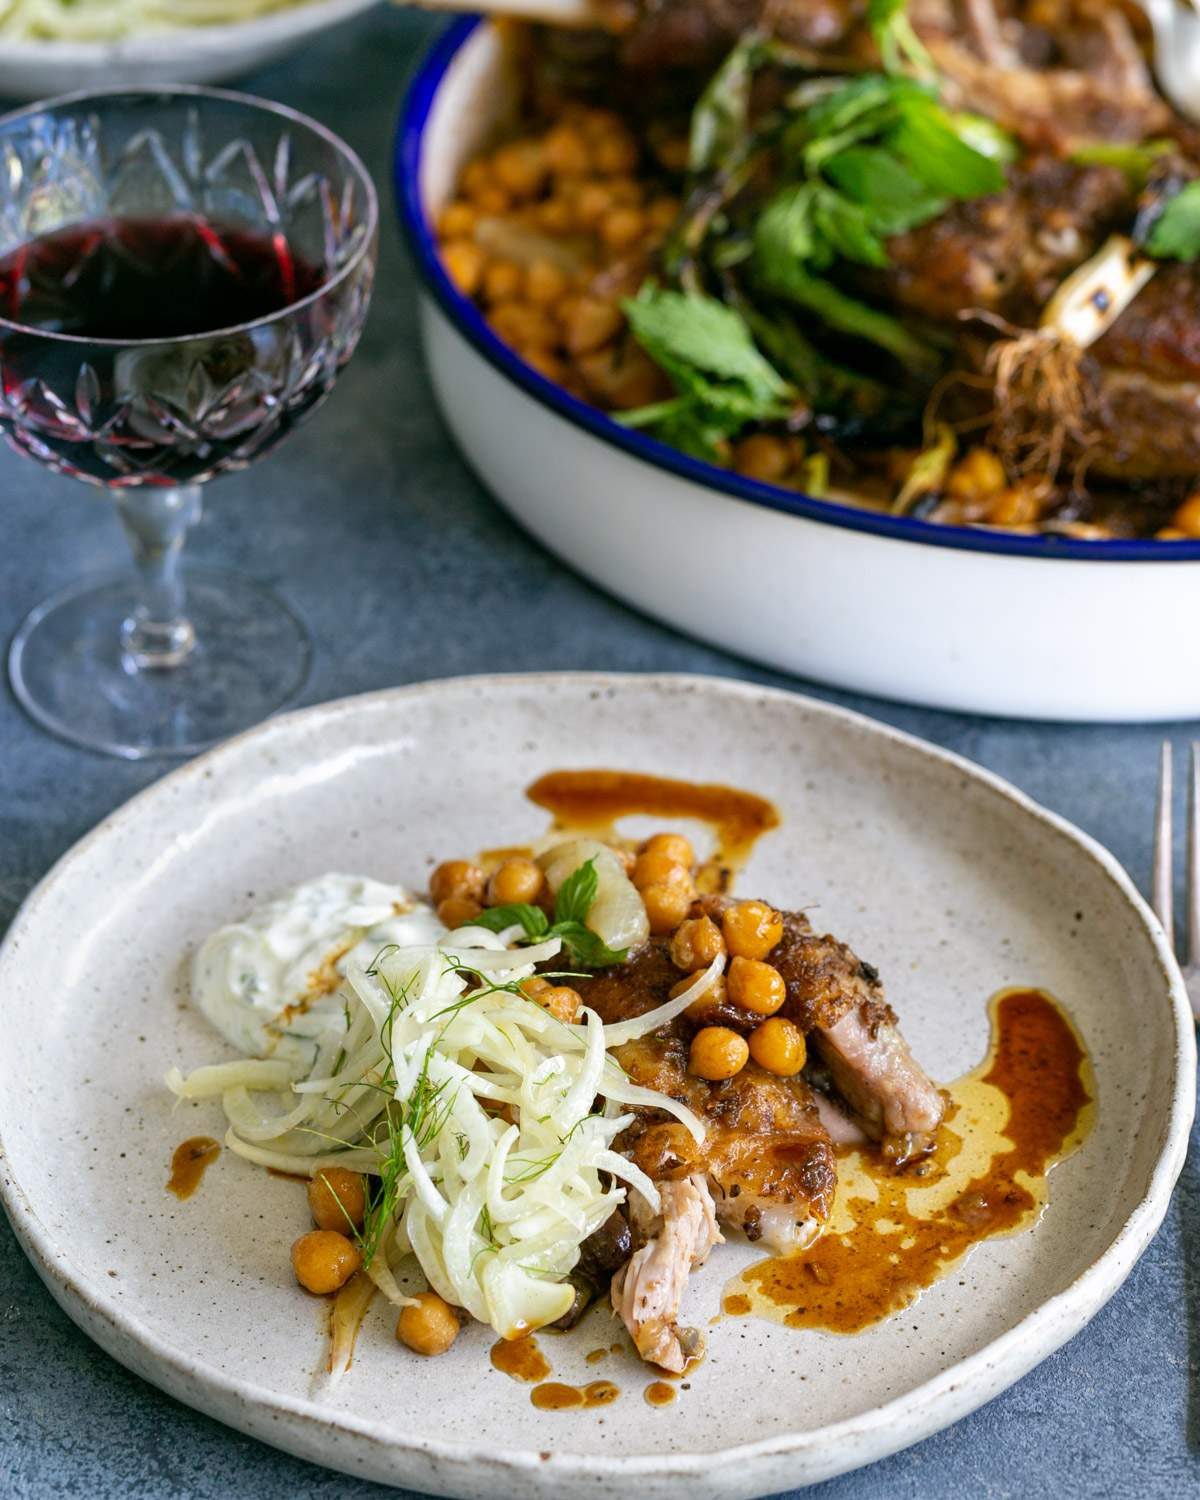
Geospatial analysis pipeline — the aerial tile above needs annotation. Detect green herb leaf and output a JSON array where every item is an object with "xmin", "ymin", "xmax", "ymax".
[
  {"xmin": 470, "ymin": 904, "xmax": 550, "ymax": 939},
  {"xmin": 623, "ymin": 286, "xmax": 791, "ymax": 404},
  {"xmin": 1146, "ymin": 180, "xmax": 1200, "ymax": 261},
  {"xmin": 553, "ymin": 858, "xmax": 599, "ymax": 927},
  {"xmin": 887, "ymin": 98, "xmax": 1005, "ymax": 198},
  {"xmin": 689, "ymin": 32, "xmax": 765, "ymax": 175},
  {"xmin": 812, "ymin": 186, "xmax": 890, "ymax": 268},
  {"xmin": 823, "ymin": 145, "xmax": 946, "ymax": 234},
  {"xmin": 549, "ymin": 921, "xmax": 628, "ymax": 969},
  {"xmin": 757, "ymin": 256, "xmax": 941, "ymax": 370},
  {"xmin": 1070, "ymin": 138, "xmax": 1173, "ymax": 187},
  {"xmin": 868, "ymin": 0, "xmax": 936, "ymax": 78}
]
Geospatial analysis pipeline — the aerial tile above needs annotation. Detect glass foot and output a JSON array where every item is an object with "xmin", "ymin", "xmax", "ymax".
[{"xmin": 9, "ymin": 568, "xmax": 312, "ymax": 759}]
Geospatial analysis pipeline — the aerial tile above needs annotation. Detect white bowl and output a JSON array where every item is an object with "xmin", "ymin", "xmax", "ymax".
[
  {"xmin": 395, "ymin": 19, "xmax": 1200, "ymax": 723},
  {"xmin": 0, "ymin": 0, "xmax": 377, "ymax": 99}
]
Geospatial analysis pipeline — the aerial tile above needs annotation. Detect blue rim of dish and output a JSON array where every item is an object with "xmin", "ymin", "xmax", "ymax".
[{"xmin": 394, "ymin": 15, "xmax": 1200, "ymax": 564}]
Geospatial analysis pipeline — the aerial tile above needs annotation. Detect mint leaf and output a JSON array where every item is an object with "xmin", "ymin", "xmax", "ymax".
[
  {"xmin": 470, "ymin": 904, "xmax": 550, "ymax": 939},
  {"xmin": 553, "ymin": 858, "xmax": 600, "ymax": 927},
  {"xmin": 551, "ymin": 921, "xmax": 628, "ymax": 969},
  {"xmin": 1146, "ymin": 181, "xmax": 1200, "ymax": 261}
]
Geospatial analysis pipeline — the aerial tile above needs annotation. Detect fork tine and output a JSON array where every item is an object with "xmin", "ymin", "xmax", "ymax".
[
  {"xmin": 1154, "ymin": 740, "xmax": 1174, "ymax": 947},
  {"xmin": 1189, "ymin": 744, "xmax": 1200, "ymax": 975}
]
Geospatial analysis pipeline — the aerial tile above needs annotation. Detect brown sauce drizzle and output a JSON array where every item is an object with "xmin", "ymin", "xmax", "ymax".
[
  {"xmin": 166, "ymin": 1137, "xmax": 220, "ymax": 1199},
  {"xmin": 526, "ymin": 769, "xmax": 780, "ymax": 877},
  {"xmin": 586, "ymin": 1348, "xmax": 608, "ymax": 1364},
  {"xmin": 725, "ymin": 988, "xmax": 1094, "ymax": 1333},
  {"xmin": 644, "ymin": 1381, "xmax": 677, "ymax": 1407},
  {"xmin": 531, "ymin": 1379, "xmax": 620, "ymax": 1410},
  {"xmin": 490, "ymin": 1334, "xmax": 552, "ymax": 1382}
]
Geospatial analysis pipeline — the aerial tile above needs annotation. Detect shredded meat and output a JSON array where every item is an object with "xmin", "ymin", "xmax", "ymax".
[{"xmin": 610, "ymin": 1176, "xmax": 722, "ymax": 1371}]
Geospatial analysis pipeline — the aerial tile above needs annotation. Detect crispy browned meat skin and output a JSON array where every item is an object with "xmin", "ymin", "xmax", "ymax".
[
  {"xmin": 882, "ymin": 160, "xmax": 1132, "ymax": 327},
  {"xmin": 574, "ymin": 946, "xmax": 838, "ymax": 1233},
  {"xmin": 696, "ymin": 895, "xmax": 944, "ymax": 1155},
  {"xmin": 614, "ymin": 1028, "xmax": 838, "ymax": 1230}
]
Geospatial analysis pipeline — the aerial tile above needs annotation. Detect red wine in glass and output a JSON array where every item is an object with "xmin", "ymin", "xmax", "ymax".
[{"xmin": 0, "ymin": 213, "xmax": 330, "ymax": 485}]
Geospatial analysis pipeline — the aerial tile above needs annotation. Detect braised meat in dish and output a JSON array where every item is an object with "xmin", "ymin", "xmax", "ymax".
[{"xmin": 437, "ymin": 0, "xmax": 1200, "ymax": 538}]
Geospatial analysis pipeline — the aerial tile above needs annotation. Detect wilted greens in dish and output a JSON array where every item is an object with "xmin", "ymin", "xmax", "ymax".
[{"xmin": 436, "ymin": 0, "xmax": 1200, "ymax": 540}]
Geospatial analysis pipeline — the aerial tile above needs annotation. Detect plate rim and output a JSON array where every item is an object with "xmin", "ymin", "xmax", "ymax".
[{"xmin": 1, "ymin": 670, "xmax": 1194, "ymax": 1490}]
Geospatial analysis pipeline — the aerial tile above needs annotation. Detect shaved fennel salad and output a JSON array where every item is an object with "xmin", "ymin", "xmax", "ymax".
[
  {"xmin": 0, "ymin": 0, "xmax": 324, "ymax": 41},
  {"xmin": 167, "ymin": 850, "xmax": 719, "ymax": 1353}
]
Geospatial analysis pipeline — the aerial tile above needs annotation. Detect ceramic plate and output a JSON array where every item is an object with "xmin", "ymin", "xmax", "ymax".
[{"xmin": 0, "ymin": 674, "xmax": 1192, "ymax": 1498}]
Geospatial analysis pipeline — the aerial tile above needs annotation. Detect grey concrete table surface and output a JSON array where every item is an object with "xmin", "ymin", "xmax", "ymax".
[{"xmin": 0, "ymin": 8, "xmax": 1197, "ymax": 1497}]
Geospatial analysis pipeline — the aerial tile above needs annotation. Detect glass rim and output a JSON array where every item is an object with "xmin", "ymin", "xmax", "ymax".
[{"xmin": 0, "ymin": 82, "xmax": 380, "ymax": 349}]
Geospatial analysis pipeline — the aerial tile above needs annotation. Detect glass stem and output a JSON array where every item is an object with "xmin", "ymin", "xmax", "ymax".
[{"xmin": 115, "ymin": 486, "xmax": 202, "ymax": 670}]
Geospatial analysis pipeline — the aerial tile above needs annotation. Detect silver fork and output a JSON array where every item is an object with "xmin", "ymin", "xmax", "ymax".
[{"xmin": 1152, "ymin": 741, "xmax": 1200, "ymax": 1021}]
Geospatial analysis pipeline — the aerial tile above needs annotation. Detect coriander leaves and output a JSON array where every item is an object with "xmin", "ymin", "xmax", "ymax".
[{"xmin": 471, "ymin": 856, "xmax": 628, "ymax": 969}]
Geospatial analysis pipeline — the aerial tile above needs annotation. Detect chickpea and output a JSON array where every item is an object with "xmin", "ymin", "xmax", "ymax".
[
  {"xmin": 654, "ymin": 135, "xmax": 690, "ymax": 171},
  {"xmin": 1172, "ymin": 491, "xmax": 1200, "ymax": 537},
  {"xmin": 522, "ymin": 976, "xmax": 582, "ymax": 1022},
  {"xmin": 291, "ymin": 1229, "xmax": 361, "ymax": 1295},
  {"xmin": 487, "ymin": 856, "xmax": 545, "ymax": 906},
  {"xmin": 727, "ymin": 955, "xmax": 787, "ymax": 1016},
  {"xmin": 643, "ymin": 832, "xmax": 695, "ymax": 867},
  {"xmin": 473, "ymin": 185, "xmax": 511, "ymax": 217},
  {"xmin": 491, "ymin": 140, "xmax": 546, "ymax": 201},
  {"xmin": 490, "ymin": 301, "xmax": 558, "ymax": 354},
  {"xmin": 481, "ymin": 259, "xmax": 523, "ymax": 305},
  {"xmin": 601, "ymin": 206, "xmax": 645, "ymax": 252},
  {"xmin": 593, "ymin": 133, "xmax": 639, "ymax": 176},
  {"xmin": 430, "ymin": 860, "xmax": 485, "ymax": 906},
  {"xmin": 525, "ymin": 258, "xmax": 569, "ymax": 308},
  {"xmin": 748, "ymin": 1017, "xmax": 807, "ymax": 1077},
  {"xmin": 579, "ymin": 107, "xmax": 623, "ymax": 140},
  {"xmin": 670, "ymin": 915, "xmax": 726, "ymax": 972},
  {"xmin": 543, "ymin": 123, "xmax": 590, "ymax": 177},
  {"xmin": 307, "ymin": 1168, "xmax": 366, "ymax": 1232},
  {"xmin": 572, "ymin": 181, "xmax": 615, "ymax": 231},
  {"xmin": 689, "ymin": 1026, "xmax": 749, "ymax": 1081},
  {"xmin": 560, "ymin": 295, "xmax": 623, "ymax": 356},
  {"xmin": 607, "ymin": 177, "xmax": 644, "ymax": 207},
  {"xmin": 646, "ymin": 196, "xmax": 681, "ymax": 232},
  {"xmin": 460, "ymin": 158, "xmax": 492, "ymax": 201},
  {"xmin": 437, "ymin": 895, "xmax": 483, "ymax": 929},
  {"xmin": 722, "ymin": 900, "xmax": 783, "ymax": 961},
  {"xmin": 441, "ymin": 240, "xmax": 486, "ymax": 298},
  {"xmin": 987, "ymin": 481, "xmax": 1046, "ymax": 527},
  {"xmin": 397, "ymin": 1291, "xmax": 460, "ymax": 1356},
  {"xmin": 946, "ymin": 447, "xmax": 1006, "ymax": 502},
  {"xmin": 437, "ymin": 200, "xmax": 476, "ymax": 239},
  {"xmin": 522, "ymin": 348, "xmax": 569, "ymax": 385},
  {"xmin": 733, "ymin": 433, "xmax": 792, "ymax": 484},
  {"xmin": 671, "ymin": 970, "xmax": 728, "ymax": 1021},
  {"xmin": 575, "ymin": 344, "xmax": 668, "ymax": 410},
  {"xmin": 537, "ymin": 196, "xmax": 575, "ymax": 235},
  {"xmin": 632, "ymin": 847, "xmax": 693, "ymax": 891},
  {"xmin": 642, "ymin": 881, "xmax": 694, "ymax": 935}
]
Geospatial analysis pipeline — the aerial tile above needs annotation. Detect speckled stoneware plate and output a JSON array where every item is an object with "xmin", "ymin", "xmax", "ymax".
[{"xmin": 0, "ymin": 673, "xmax": 1193, "ymax": 1498}]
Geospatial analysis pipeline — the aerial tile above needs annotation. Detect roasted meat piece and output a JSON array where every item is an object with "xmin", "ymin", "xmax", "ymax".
[
  {"xmin": 610, "ymin": 1175, "xmax": 722, "ymax": 1371},
  {"xmin": 881, "ymin": 159, "xmax": 1133, "ymax": 327},
  {"xmin": 696, "ymin": 895, "xmax": 946, "ymax": 1159}
]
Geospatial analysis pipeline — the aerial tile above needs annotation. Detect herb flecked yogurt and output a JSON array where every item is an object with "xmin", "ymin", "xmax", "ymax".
[{"xmin": 192, "ymin": 874, "xmax": 445, "ymax": 1061}]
